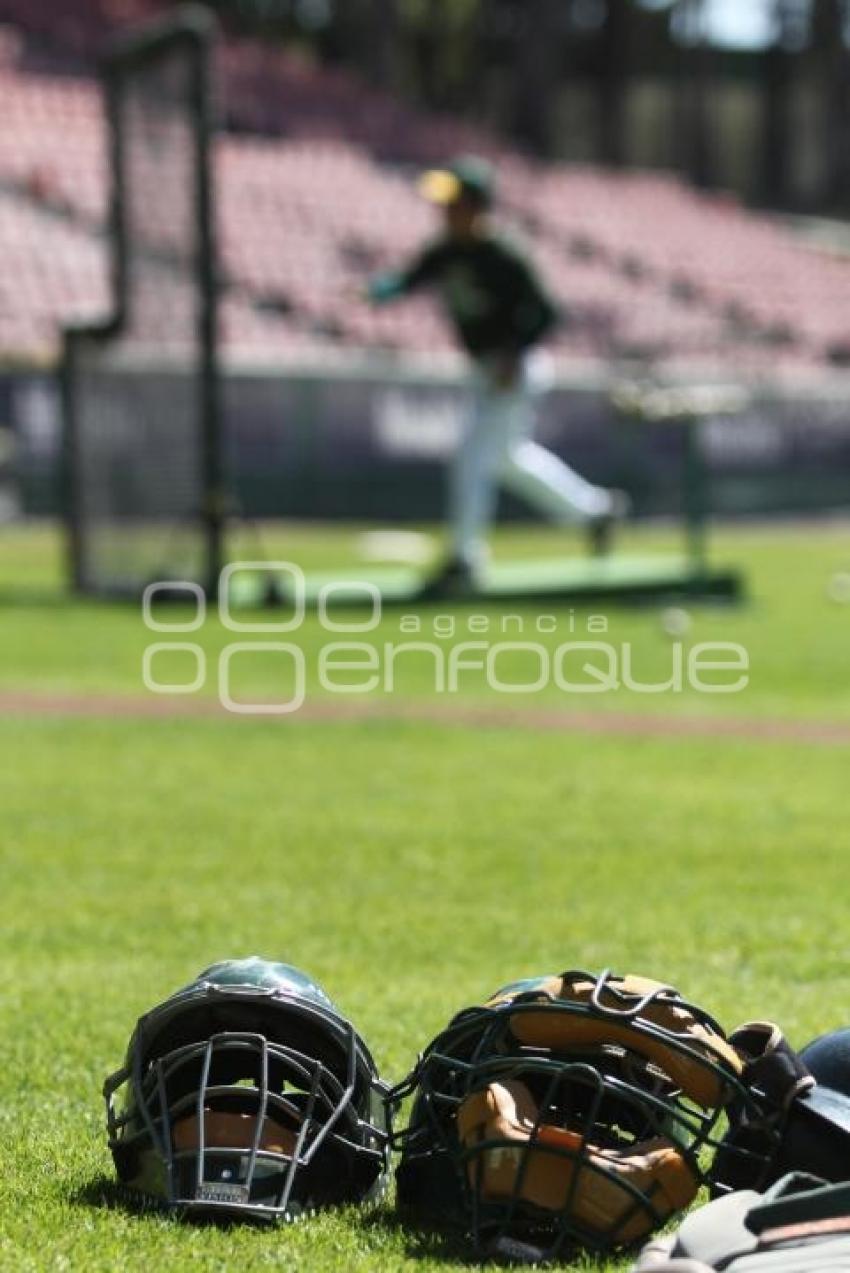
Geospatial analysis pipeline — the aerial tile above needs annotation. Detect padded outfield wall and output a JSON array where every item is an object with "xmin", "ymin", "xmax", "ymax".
[{"xmin": 4, "ymin": 353, "xmax": 850, "ymax": 522}]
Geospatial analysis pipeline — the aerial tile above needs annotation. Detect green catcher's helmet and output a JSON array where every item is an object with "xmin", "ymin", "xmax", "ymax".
[{"xmin": 104, "ymin": 957, "xmax": 391, "ymax": 1220}]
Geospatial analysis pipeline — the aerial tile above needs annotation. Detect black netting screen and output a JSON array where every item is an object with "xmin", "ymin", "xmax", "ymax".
[{"xmin": 64, "ymin": 8, "xmax": 220, "ymax": 597}]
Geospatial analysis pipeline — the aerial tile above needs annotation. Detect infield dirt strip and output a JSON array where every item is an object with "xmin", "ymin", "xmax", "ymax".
[{"xmin": 2, "ymin": 690, "xmax": 850, "ymax": 745}]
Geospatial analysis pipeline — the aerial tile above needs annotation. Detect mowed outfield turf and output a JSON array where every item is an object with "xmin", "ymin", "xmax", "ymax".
[{"xmin": 1, "ymin": 519, "xmax": 849, "ymax": 1271}]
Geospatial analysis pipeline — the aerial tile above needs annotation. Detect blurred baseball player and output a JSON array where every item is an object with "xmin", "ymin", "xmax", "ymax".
[{"xmin": 367, "ymin": 155, "xmax": 627, "ymax": 594}]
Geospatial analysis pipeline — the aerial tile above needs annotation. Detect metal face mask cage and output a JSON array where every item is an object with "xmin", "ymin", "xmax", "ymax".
[
  {"xmin": 393, "ymin": 969, "xmax": 777, "ymax": 1262},
  {"xmin": 104, "ymin": 985, "xmax": 391, "ymax": 1221}
]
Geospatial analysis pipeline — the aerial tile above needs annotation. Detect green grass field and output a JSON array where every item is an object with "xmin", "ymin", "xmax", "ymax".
[{"xmin": 1, "ymin": 519, "xmax": 849, "ymax": 1271}]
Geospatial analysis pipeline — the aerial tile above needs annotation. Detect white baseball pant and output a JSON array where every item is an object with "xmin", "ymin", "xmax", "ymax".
[{"xmin": 449, "ymin": 356, "xmax": 614, "ymax": 570}]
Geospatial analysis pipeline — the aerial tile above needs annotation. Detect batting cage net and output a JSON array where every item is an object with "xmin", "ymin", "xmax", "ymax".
[{"xmin": 63, "ymin": 6, "xmax": 221, "ymax": 598}]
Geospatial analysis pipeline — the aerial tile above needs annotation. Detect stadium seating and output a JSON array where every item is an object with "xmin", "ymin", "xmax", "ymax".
[
  {"xmin": 1, "ymin": 19, "xmax": 849, "ymax": 374},
  {"xmin": 0, "ymin": 189, "xmax": 107, "ymax": 357}
]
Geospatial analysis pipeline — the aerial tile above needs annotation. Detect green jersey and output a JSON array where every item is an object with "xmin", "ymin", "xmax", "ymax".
[{"xmin": 370, "ymin": 233, "xmax": 559, "ymax": 359}]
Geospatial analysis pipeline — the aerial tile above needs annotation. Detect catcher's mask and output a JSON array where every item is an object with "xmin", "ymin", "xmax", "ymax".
[
  {"xmin": 103, "ymin": 958, "xmax": 391, "ymax": 1221},
  {"xmin": 392, "ymin": 969, "xmax": 763, "ymax": 1264}
]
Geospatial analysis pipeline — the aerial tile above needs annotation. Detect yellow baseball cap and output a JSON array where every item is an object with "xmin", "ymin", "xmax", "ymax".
[{"xmin": 417, "ymin": 156, "xmax": 495, "ymax": 208}]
